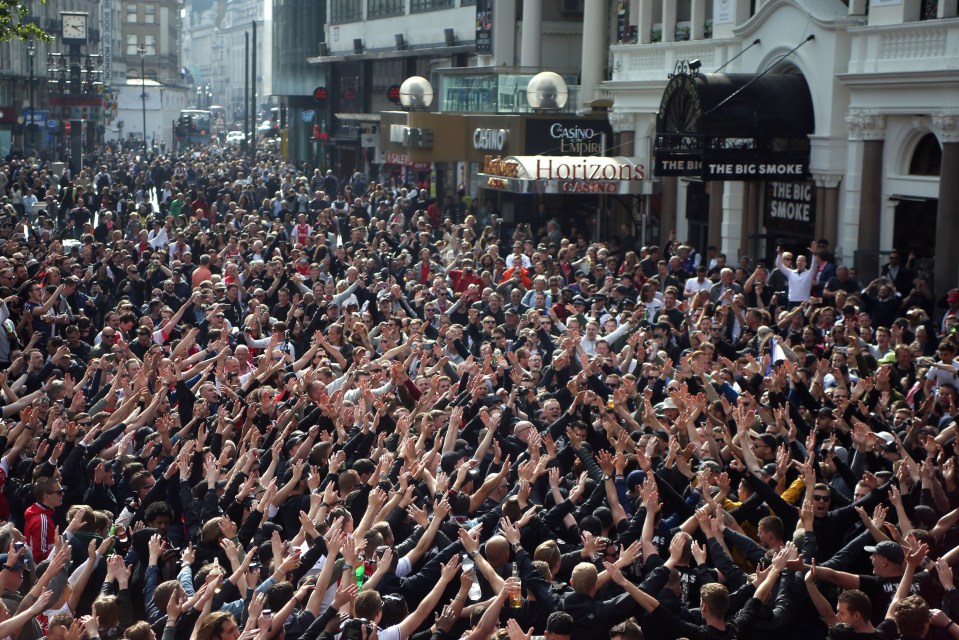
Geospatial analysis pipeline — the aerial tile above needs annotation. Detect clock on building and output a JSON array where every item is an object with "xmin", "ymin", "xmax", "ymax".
[{"xmin": 61, "ymin": 12, "xmax": 88, "ymax": 44}]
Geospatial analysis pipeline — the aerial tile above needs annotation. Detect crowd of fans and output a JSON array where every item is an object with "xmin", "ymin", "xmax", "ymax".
[{"xmin": 0, "ymin": 146, "xmax": 957, "ymax": 640}]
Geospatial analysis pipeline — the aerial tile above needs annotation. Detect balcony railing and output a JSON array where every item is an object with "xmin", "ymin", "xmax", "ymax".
[{"xmin": 846, "ymin": 18, "xmax": 959, "ymax": 74}]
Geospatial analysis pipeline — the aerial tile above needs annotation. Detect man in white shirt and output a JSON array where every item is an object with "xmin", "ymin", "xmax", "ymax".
[
  {"xmin": 683, "ymin": 266, "xmax": 712, "ymax": 300},
  {"xmin": 924, "ymin": 342, "xmax": 959, "ymax": 395},
  {"xmin": 775, "ymin": 243, "xmax": 820, "ymax": 308}
]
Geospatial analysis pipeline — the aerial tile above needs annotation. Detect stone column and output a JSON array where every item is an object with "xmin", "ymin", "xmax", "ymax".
[
  {"xmin": 661, "ymin": 176, "xmax": 678, "ymax": 242},
  {"xmin": 520, "ymin": 0, "xmax": 543, "ymax": 68},
  {"xmin": 486, "ymin": 0, "xmax": 516, "ymax": 67},
  {"xmin": 637, "ymin": 0, "xmax": 654, "ymax": 44},
  {"xmin": 845, "ymin": 111, "xmax": 886, "ymax": 282},
  {"xmin": 579, "ymin": 0, "xmax": 607, "ymax": 111},
  {"xmin": 707, "ymin": 181, "xmax": 724, "ymax": 252},
  {"xmin": 740, "ymin": 182, "xmax": 759, "ymax": 260},
  {"xmin": 933, "ymin": 113, "xmax": 959, "ymax": 296},
  {"xmin": 813, "ymin": 172, "xmax": 842, "ymax": 250},
  {"xmin": 690, "ymin": 0, "xmax": 707, "ymax": 39},
  {"xmin": 721, "ymin": 181, "xmax": 744, "ymax": 258}
]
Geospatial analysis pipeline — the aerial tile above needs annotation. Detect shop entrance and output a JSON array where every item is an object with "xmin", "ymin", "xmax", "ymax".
[{"xmin": 893, "ymin": 197, "xmax": 938, "ymax": 259}]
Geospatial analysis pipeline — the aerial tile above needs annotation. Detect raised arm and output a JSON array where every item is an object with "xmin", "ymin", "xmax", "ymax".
[{"xmin": 804, "ymin": 561, "xmax": 839, "ymax": 626}]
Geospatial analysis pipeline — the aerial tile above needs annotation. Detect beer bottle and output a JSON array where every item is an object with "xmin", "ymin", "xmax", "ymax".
[{"xmin": 509, "ymin": 564, "xmax": 522, "ymax": 608}]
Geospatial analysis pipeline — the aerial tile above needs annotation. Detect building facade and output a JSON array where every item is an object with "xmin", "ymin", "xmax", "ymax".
[
  {"xmin": 120, "ymin": 0, "xmax": 183, "ymax": 86},
  {"xmin": 0, "ymin": 0, "xmax": 105, "ymax": 158},
  {"xmin": 602, "ymin": 0, "xmax": 959, "ymax": 295},
  {"xmin": 183, "ymin": 0, "xmax": 272, "ymax": 128},
  {"xmin": 299, "ymin": 0, "xmax": 590, "ymax": 184}
]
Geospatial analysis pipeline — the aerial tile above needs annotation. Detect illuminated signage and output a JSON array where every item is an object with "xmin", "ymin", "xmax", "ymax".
[
  {"xmin": 562, "ymin": 181, "xmax": 619, "ymax": 193},
  {"xmin": 534, "ymin": 157, "xmax": 645, "ymax": 181},
  {"xmin": 473, "ymin": 128, "xmax": 509, "ymax": 151},
  {"xmin": 482, "ymin": 155, "xmax": 521, "ymax": 178},
  {"xmin": 705, "ymin": 160, "xmax": 808, "ymax": 180},
  {"xmin": 526, "ymin": 118, "xmax": 613, "ymax": 156}
]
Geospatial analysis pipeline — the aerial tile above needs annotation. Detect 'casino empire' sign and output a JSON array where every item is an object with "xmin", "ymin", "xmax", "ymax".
[{"xmin": 526, "ymin": 119, "xmax": 614, "ymax": 156}]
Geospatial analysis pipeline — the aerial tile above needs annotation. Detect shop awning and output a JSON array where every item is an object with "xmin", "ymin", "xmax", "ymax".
[
  {"xmin": 477, "ymin": 155, "xmax": 647, "ymax": 195},
  {"xmin": 654, "ymin": 72, "xmax": 814, "ymax": 180}
]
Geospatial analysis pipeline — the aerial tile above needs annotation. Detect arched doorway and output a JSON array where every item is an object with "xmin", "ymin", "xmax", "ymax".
[{"xmin": 893, "ymin": 133, "xmax": 941, "ymax": 262}]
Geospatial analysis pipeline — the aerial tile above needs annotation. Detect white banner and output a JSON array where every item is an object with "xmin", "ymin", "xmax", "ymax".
[{"xmin": 102, "ymin": 2, "xmax": 112, "ymax": 89}]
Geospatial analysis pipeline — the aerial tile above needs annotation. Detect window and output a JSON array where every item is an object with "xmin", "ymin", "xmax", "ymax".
[
  {"xmin": 368, "ymin": 0, "xmax": 404, "ymax": 19},
  {"xmin": 411, "ymin": 0, "xmax": 454, "ymax": 12},
  {"xmin": 144, "ymin": 4, "xmax": 156, "ymax": 24},
  {"xmin": 126, "ymin": 4, "xmax": 137, "ymax": 23},
  {"xmin": 144, "ymin": 34, "xmax": 156, "ymax": 55},
  {"xmin": 330, "ymin": 0, "xmax": 362, "ymax": 23},
  {"xmin": 909, "ymin": 134, "xmax": 942, "ymax": 176},
  {"xmin": 126, "ymin": 34, "xmax": 138, "ymax": 56},
  {"xmin": 371, "ymin": 59, "xmax": 404, "ymax": 113}
]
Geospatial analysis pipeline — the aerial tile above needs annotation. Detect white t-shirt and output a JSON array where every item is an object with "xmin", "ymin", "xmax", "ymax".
[
  {"xmin": 684, "ymin": 277, "xmax": 712, "ymax": 298},
  {"xmin": 926, "ymin": 359, "xmax": 959, "ymax": 390}
]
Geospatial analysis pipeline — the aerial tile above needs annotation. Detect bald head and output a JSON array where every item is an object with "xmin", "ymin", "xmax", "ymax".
[
  {"xmin": 485, "ymin": 535, "xmax": 509, "ymax": 567},
  {"xmin": 513, "ymin": 421, "xmax": 534, "ymax": 443}
]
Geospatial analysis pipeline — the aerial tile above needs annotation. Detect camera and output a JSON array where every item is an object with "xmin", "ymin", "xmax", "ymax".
[{"xmin": 341, "ymin": 618, "xmax": 374, "ymax": 640}]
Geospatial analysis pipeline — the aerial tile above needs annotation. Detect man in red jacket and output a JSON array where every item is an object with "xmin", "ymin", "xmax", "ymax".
[
  {"xmin": 24, "ymin": 476, "xmax": 63, "ymax": 562},
  {"xmin": 447, "ymin": 259, "xmax": 483, "ymax": 294}
]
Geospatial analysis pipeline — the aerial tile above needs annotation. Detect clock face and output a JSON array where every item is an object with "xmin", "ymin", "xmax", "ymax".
[{"xmin": 63, "ymin": 15, "xmax": 87, "ymax": 40}]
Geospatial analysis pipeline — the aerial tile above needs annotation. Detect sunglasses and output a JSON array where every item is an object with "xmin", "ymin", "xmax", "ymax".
[{"xmin": 812, "ymin": 495, "xmax": 830, "ymax": 502}]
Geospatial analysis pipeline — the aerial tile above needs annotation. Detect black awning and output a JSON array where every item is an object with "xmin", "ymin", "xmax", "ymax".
[{"xmin": 654, "ymin": 72, "xmax": 814, "ymax": 180}]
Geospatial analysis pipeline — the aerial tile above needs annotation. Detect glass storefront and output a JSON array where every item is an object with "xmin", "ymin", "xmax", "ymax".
[{"xmin": 438, "ymin": 72, "xmax": 579, "ymax": 114}]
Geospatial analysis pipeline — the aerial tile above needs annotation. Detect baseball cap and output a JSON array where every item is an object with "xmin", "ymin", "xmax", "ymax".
[
  {"xmin": 878, "ymin": 352, "xmax": 897, "ymax": 365},
  {"xmin": 626, "ymin": 470, "xmax": 646, "ymax": 490},
  {"xmin": 876, "ymin": 431, "xmax": 898, "ymax": 451},
  {"xmin": 864, "ymin": 540, "xmax": 905, "ymax": 564}
]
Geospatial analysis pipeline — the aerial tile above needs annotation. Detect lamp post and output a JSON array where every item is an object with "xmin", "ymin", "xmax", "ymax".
[
  {"xmin": 398, "ymin": 76, "xmax": 433, "ymax": 112},
  {"xmin": 525, "ymin": 71, "xmax": 569, "ymax": 112},
  {"xmin": 398, "ymin": 76, "xmax": 434, "ymax": 185},
  {"xmin": 138, "ymin": 44, "xmax": 147, "ymax": 154},
  {"xmin": 27, "ymin": 42, "xmax": 35, "ymax": 154}
]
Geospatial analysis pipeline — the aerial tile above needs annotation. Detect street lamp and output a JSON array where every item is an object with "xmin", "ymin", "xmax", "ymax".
[
  {"xmin": 398, "ymin": 76, "xmax": 433, "ymax": 111},
  {"xmin": 526, "ymin": 71, "xmax": 569, "ymax": 111},
  {"xmin": 138, "ymin": 43, "xmax": 147, "ymax": 153},
  {"xmin": 27, "ymin": 42, "xmax": 35, "ymax": 154}
]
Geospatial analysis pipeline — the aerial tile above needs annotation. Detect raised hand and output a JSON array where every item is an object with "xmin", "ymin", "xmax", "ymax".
[{"xmin": 935, "ymin": 557, "xmax": 955, "ymax": 589}]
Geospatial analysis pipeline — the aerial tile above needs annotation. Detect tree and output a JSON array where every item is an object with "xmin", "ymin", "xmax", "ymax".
[{"xmin": 0, "ymin": 0, "xmax": 52, "ymax": 43}]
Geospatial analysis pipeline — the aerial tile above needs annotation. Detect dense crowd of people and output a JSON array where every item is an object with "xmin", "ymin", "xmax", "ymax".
[{"xmin": 0, "ymin": 144, "xmax": 957, "ymax": 640}]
